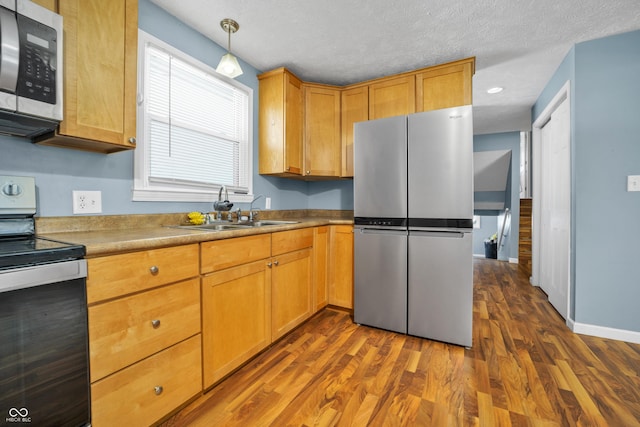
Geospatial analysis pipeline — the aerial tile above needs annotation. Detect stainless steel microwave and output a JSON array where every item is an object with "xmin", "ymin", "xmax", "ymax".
[{"xmin": 0, "ymin": 0, "xmax": 62, "ymax": 139}]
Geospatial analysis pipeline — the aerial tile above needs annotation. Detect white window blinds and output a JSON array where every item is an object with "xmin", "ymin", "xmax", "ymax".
[{"xmin": 140, "ymin": 40, "xmax": 250, "ymax": 196}]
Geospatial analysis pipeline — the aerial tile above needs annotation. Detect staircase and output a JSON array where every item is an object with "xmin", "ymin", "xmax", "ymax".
[{"xmin": 518, "ymin": 198, "xmax": 532, "ymax": 277}]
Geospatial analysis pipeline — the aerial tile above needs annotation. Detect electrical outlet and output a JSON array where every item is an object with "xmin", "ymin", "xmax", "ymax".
[
  {"xmin": 265, "ymin": 197, "xmax": 271, "ymax": 209},
  {"xmin": 628, "ymin": 175, "xmax": 640, "ymax": 192},
  {"xmin": 73, "ymin": 190, "xmax": 102, "ymax": 214}
]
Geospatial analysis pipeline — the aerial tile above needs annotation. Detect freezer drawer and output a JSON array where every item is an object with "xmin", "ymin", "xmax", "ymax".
[
  {"xmin": 354, "ymin": 227, "xmax": 407, "ymax": 333},
  {"xmin": 408, "ymin": 230, "xmax": 472, "ymax": 347}
]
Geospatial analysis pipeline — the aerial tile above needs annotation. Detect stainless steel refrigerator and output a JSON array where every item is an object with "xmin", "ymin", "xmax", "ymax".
[{"xmin": 353, "ymin": 105, "xmax": 473, "ymax": 347}]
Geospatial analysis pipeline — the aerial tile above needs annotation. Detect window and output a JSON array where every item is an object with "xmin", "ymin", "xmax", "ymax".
[{"xmin": 134, "ymin": 30, "xmax": 253, "ymax": 202}]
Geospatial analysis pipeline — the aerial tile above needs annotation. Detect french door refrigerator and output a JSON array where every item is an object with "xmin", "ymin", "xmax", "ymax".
[{"xmin": 353, "ymin": 105, "xmax": 473, "ymax": 347}]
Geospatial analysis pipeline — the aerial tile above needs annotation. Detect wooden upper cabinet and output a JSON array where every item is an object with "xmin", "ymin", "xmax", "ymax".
[
  {"xmin": 340, "ymin": 86, "xmax": 368, "ymax": 178},
  {"xmin": 30, "ymin": 0, "xmax": 56, "ymax": 10},
  {"xmin": 258, "ymin": 68, "xmax": 303, "ymax": 176},
  {"xmin": 303, "ymin": 84, "xmax": 341, "ymax": 177},
  {"xmin": 258, "ymin": 58, "xmax": 474, "ymax": 180},
  {"xmin": 368, "ymin": 75, "xmax": 416, "ymax": 120},
  {"xmin": 416, "ymin": 58, "xmax": 474, "ymax": 112},
  {"xmin": 36, "ymin": 0, "xmax": 138, "ymax": 153}
]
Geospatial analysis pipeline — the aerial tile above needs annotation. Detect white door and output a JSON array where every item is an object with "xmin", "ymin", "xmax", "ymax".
[{"xmin": 539, "ymin": 97, "xmax": 571, "ymax": 319}]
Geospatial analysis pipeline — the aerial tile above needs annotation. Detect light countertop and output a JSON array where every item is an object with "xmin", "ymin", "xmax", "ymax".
[{"xmin": 36, "ymin": 211, "xmax": 352, "ymax": 257}]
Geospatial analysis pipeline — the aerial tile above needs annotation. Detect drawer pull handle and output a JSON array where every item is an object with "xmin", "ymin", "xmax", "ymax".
[
  {"xmin": 151, "ymin": 319, "xmax": 161, "ymax": 328},
  {"xmin": 149, "ymin": 265, "xmax": 159, "ymax": 275},
  {"xmin": 267, "ymin": 262, "xmax": 272, "ymax": 268},
  {"xmin": 274, "ymin": 260, "xmax": 279, "ymax": 266},
  {"xmin": 154, "ymin": 385, "xmax": 163, "ymax": 395}
]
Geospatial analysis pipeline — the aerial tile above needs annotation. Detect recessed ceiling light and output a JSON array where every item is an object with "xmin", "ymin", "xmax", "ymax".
[{"xmin": 487, "ymin": 87, "xmax": 504, "ymax": 94}]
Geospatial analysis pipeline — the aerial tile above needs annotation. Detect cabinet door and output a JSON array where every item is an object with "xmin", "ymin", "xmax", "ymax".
[
  {"xmin": 91, "ymin": 335, "xmax": 202, "ymax": 427},
  {"xmin": 416, "ymin": 59, "xmax": 473, "ymax": 112},
  {"xmin": 313, "ymin": 226, "xmax": 329, "ymax": 311},
  {"xmin": 329, "ymin": 225, "xmax": 354, "ymax": 309},
  {"xmin": 54, "ymin": 0, "xmax": 137, "ymax": 152},
  {"xmin": 368, "ymin": 75, "xmax": 415, "ymax": 120},
  {"xmin": 201, "ymin": 234, "xmax": 271, "ymax": 274},
  {"xmin": 87, "ymin": 244, "xmax": 199, "ymax": 304},
  {"xmin": 88, "ymin": 278, "xmax": 201, "ymax": 382},
  {"xmin": 303, "ymin": 85, "xmax": 341, "ymax": 177},
  {"xmin": 258, "ymin": 68, "xmax": 303, "ymax": 175},
  {"xmin": 30, "ymin": 0, "xmax": 57, "ymax": 11},
  {"xmin": 340, "ymin": 86, "xmax": 368, "ymax": 177},
  {"xmin": 202, "ymin": 260, "xmax": 271, "ymax": 388},
  {"xmin": 271, "ymin": 248, "xmax": 313, "ymax": 340}
]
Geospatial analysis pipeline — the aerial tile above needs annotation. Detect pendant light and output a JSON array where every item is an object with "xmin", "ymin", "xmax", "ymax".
[{"xmin": 216, "ymin": 18, "xmax": 243, "ymax": 78}]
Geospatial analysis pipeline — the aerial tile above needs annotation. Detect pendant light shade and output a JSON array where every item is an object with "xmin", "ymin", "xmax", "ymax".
[{"xmin": 216, "ymin": 18, "xmax": 243, "ymax": 78}]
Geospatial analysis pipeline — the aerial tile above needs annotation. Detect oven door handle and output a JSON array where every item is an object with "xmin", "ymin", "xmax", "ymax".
[{"xmin": 0, "ymin": 259, "xmax": 87, "ymax": 293}]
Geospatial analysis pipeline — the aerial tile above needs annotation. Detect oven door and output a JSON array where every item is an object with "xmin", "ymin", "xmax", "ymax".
[{"xmin": 0, "ymin": 259, "xmax": 90, "ymax": 426}]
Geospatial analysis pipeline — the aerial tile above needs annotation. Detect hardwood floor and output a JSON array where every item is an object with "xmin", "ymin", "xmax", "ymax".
[{"xmin": 160, "ymin": 258, "xmax": 640, "ymax": 426}]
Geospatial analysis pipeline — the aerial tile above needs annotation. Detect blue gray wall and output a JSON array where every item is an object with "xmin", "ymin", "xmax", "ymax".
[
  {"xmin": 472, "ymin": 132, "xmax": 521, "ymax": 261},
  {"xmin": 532, "ymin": 30, "xmax": 640, "ymax": 333},
  {"xmin": 0, "ymin": 0, "xmax": 352, "ymax": 217}
]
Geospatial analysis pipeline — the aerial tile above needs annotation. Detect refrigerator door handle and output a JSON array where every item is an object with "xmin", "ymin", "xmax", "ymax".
[
  {"xmin": 357, "ymin": 227, "xmax": 407, "ymax": 235},
  {"xmin": 410, "ymin": 230, "xmax": 466, "ymax": 238}
]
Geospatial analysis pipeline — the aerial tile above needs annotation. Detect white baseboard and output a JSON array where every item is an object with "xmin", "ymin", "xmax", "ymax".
[
  {"xmin": 473, "ymin": 254, "xmax": 486, "ymax": 258},
  {"xmin": 570, "ymin": 319, "xmax": 640, "ymax": 344},
  {"xmin": 508, "ymin": 257, "xmax": 518, "ymax": 264}
]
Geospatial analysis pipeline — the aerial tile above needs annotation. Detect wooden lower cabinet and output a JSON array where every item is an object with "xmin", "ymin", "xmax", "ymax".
[
  {"xmin": 313, "ymin": 226, "xmax": 329, "ymax": 311},
  {"xmin": 91, "ymin": 335, "xmax": 202, "ymax": 427},
  {"xmin": 202, "ymin": 260, "xmax": 271, "ymax": 388},
  {"xmin": 201, "ymin": 228, "xmax": 314, "ymax": 387},
  {"xmin": 271, "ymin": 247, "xmax": 313, "ymax": 340},
  {"xmin": 329, "ymin": 225, "xmax": 354, "ymax": 309},
  {"xmin": 87, "ymin": 244, "xmax": 199, "ymax": 304},
  {"xmin": 88, "ymin": 278, "xmax": 201, "ymax": 382},
  {"xmin": 86, "ymin": 244, "xmax": 201, "ymax": 425}
]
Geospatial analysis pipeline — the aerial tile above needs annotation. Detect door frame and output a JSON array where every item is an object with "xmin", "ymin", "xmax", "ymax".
[{"xmin": 531, "ymin": 80, "xmax": 572, "ymax": 323}]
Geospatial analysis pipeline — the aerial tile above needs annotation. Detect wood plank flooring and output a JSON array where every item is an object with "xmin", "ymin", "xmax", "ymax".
[{"xmin": 159, "ymin": 258, "xmax": 640, "ymax": 426}]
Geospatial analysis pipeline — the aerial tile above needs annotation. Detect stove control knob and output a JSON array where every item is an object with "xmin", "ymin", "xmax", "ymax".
[{"xmin": 2, "ymin": 183, "xmax": 22, "ymax": 196}]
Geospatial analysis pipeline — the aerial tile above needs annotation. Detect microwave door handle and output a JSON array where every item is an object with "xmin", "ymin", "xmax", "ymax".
[{"xmin": 0, "ymin": 8, "xmax": 19, "ymax": 93}]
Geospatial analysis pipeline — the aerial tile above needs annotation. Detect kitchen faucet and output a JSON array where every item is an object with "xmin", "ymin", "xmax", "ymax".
[
  {"xmin": 212, "ymin": 186, "xmax": 233, "ymax": 219},
  {"xmin": 249, "ymin": 194, "xmax": 264, "ymax": 221}
]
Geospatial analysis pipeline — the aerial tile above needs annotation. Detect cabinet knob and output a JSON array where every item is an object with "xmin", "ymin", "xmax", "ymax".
[
  {"xmin": 128, "ymin": 137, "xmax": 136, "ymax": 144},
  {"xmin": 151, "ymin": 319, "xmax": 161, "ymax": 329},
  {"xmin": 154, "ymin": 385, "xmax": 163, "ymax": 395},
  {"xmin": 267, "ymin": 262, "xmax": 272, "ymax": 268},
  {"xmin": 306, "ymin": 170, "xmax": 310, "ymax": 175},
  {"xmin": 149, "ymin": 265, "xmax": 159, "ymax": 275},
  {"xmin": 274, "ymin": 260, "xmax": 279, "ymax": 266}
]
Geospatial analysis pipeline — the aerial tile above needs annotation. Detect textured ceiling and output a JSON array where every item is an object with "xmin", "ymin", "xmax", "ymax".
[{"xmin": 149, "ymin": 0, "xmax": 640, "ymax": 135}]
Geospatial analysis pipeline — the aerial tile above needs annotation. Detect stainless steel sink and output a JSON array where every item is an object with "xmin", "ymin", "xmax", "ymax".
[
  {"xmin": 237, "ymin": 220, "xmax": 299, "ymax": 227},
  {"xmin": 170, "ymin": 220, "xmax": 299, "ymax": 232}
]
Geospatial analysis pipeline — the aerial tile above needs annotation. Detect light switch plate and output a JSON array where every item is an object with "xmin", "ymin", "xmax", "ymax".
[
  {"xmin": 265, "ymin": 197, "xmax": 271, "ymax": 209},
  {"xmin": 628, "ymin": 175, "xmax": 640, "ymax": 192}
]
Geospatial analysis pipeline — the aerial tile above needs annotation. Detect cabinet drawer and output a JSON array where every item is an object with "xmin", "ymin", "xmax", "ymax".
[
  {"xmin": 272, "ymin": 228, "xmax": 313, "ymax": 256},
  {"xmin": 90, "ymin": 335, "xmax": 202, "ymax": 427},
  {"xmin": 87, "ymin": 244, "xmax": 199, "ymax": 303},
  {"xmin": 88, "ymin": 278, "xmax": 201, "ymax": 382},
  {"xmin": 201, "ymin": 234, "xmax": 271, "ymax": 273}
]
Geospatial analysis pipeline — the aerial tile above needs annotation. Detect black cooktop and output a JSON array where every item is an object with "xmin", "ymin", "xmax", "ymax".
[{"xmin": 0, "ymin": 237, "xmax": 86, "ymax": 271}]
